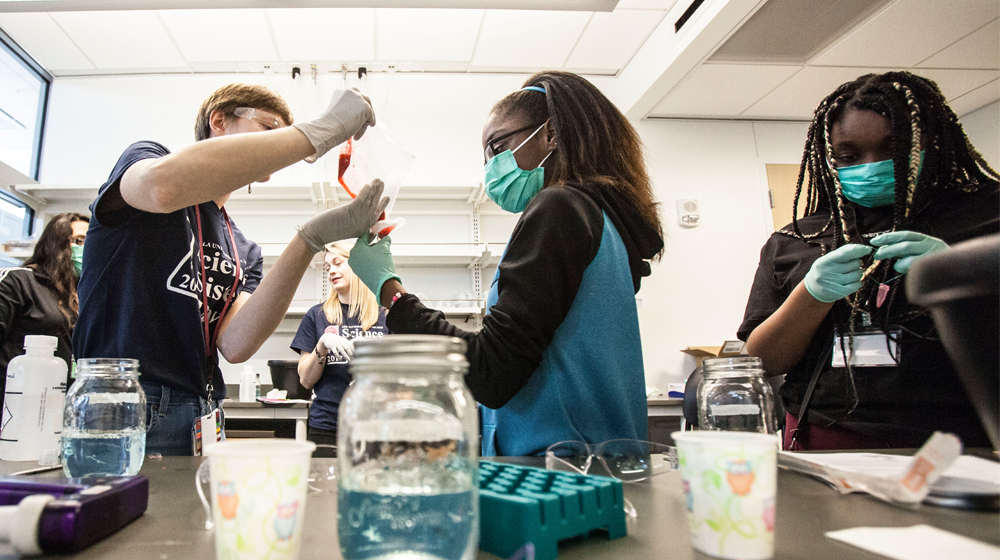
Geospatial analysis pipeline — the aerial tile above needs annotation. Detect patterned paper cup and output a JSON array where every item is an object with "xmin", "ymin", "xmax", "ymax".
[
  {"xmin": 202, "ymin": 439, "xmax": 316, "ymax": 559},
  {"xmin": 671, "ymin": 431, "xmax": 778, "ymax": 560}
]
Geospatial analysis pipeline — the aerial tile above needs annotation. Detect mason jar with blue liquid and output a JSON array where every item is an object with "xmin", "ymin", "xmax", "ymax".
[
  {"xmin": 62, "ymin": 358, "xmax": 146, "ymax": 477},
  {"xmin": 338, "ymin": 336, "xmax": 479, "ymax": 560}
]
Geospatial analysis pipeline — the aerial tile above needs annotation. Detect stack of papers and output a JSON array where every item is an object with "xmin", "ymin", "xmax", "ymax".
[
  {"xmin": 778, "ymin": 432, "xmax": 994, "ymax": 505},
  {"xmin": 826, "ymin": 525, "xmax": 1000, "ymax": 560}
]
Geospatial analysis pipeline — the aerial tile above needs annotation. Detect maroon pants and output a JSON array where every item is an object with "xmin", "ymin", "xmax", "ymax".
[{"xmin": 783, "ymin": 412, "xmax": 888, "ymax": 451}]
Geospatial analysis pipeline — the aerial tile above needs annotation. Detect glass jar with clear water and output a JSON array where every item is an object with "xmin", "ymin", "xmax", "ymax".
[
  {"xmin": 338, "ymin": 335, "xmax": 478, "ymax": 560},
  {"xmin": 697, "ymin": 356, "xmax": 776, "ymax": 434},
  {"xmin": 62, "ymin": 359, "xmax": 146, "ymax": 477}
]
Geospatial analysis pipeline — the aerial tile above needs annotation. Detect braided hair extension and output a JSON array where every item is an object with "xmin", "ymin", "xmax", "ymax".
[{"xmin": 779, "ymin": 71, "xmax": 1000, "ymax": 419}]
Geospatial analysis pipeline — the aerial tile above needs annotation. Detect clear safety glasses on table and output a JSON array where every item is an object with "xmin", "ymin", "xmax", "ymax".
[{"xmin": 545, "ymin": 439, "xmax": 679, "ymax": 483}]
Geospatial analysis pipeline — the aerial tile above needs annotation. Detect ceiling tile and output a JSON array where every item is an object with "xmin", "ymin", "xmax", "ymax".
[
  {"xmin": 267, "ymin": 8, "xmax": 374, "ymax": 62},
  {"xmin": 649, "ymin": 64, "xmax": 801, "ymax": 117},
  {"xmin": 158, "ymin": 9, "xmax": 277, "ymax": 62},
  {"xmin": 564, "ymin": 10, "xmax": 663, "ymax": 71},
  {"xmin": 741, "ymin": 66, "xmax": 886, "ymax": 119},
  {"xmin": 917, "ymin": 19, "xmax": 1000, "ymax": 70},
  {"xmin": 0, "ymin": 12, "xmax": 94, "ymax": 71},
  {"xmin": 949, "ymin": 78, "xmax": 1000, "ymax": 116},
  {"xmin": 472, "ymin": 10, "xmax": 591, "ymax": 68},
  {"xmin": 910, "ymin": 68, "xmax": 1000, "ymax": 100},
  {"xmin": 377, "ymin": 9, "xmax": 482, "ymax": 61},
  {"xmin": 50, "ymin": 11, "xmax": 186, "ymax": 69},
  {"xmin": 812, "ymin": 0, "xmax": 999, "ymax": 68}
]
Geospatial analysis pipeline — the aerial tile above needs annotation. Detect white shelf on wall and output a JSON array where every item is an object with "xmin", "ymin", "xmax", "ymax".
[{"xmin": 258, "ymin": 242, "xmax": 505, "ymax": 268}]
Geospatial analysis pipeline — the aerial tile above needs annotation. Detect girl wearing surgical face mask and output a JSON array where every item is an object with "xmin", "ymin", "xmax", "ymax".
[
  {"xmin": 739, "ymin": 71, "xmax": 999, "ymax": 451},
  {"xmin": 348, "ymin": 71, "xmax": 665, "ymax": 457},
  {"xmin": 0, "ymin": 212, "xmax": 89, "ymax": 408}
]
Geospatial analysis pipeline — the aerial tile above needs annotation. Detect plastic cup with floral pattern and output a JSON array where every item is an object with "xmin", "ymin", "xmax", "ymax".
[
  {"xmin": 199, "ymin": 439, "xmax": 316, "ymax": 559},
  {"xmin": 671, "ymin": 431, "xmax": 778, "ymax": 560}
]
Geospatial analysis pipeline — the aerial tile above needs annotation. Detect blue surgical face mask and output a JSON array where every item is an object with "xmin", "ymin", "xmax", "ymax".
[
  {"xmin": 70, "ymin": 244, "xmax": 83, "ymax": 277},
  {"xmin": 484, "ymin": 122, "xmax": 553, "ymax": 214},
  {"xmin": 836, "ymin": 151, "xmax": 925, "ymax": 208}
]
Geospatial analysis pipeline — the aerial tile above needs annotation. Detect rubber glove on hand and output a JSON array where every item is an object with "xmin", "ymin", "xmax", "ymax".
[
  {"xmin": 297, "ymin": 180, "xmax": 388, "ymax": 253},
  {"xmin": 293, "ymin": 88, "xmax": 376, "ymax": 163},
  {"xmin": 870, "ymin": 231, "xmax": 948, "ymax": 274},
  {"xmin": 348, "ymin": 234, "xmax": 400, "ymax": 302},
  {"xmin": 803, "ymin": 244, "xmax": 874, "ymax": 303},
  {"xmin": 318, "ymin": 333, "xmax": 354, "ymax": 361}
]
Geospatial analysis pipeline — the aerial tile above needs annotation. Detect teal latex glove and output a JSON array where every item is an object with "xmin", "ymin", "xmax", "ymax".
[
  {"xmin": 348, "ymin": 234, "xmax": 400, "ymax": 301},
  {"xmin": 803, "ymin": 244, "xmax": 874, "ymax": 303},
  {"xmin": 870, "ymin": 231, "xmax": 948, "ymax": 274}
]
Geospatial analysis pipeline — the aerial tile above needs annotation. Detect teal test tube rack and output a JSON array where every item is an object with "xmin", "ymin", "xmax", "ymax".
[{"xmin": 478, "ymin": 461, "xmax": 627, "ymax": 560}]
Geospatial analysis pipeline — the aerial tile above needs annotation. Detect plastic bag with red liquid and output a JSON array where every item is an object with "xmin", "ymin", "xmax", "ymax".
[{"xmin": 333, "ymin": 122, "xmax": 415, "ymax": 243}]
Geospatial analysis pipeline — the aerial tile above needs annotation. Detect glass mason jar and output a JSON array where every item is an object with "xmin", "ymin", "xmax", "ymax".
[
  {"xmin": 697, "ymin": 356, "xmax": 776, "ymax": 434},
  {"xmin": 338, "ymin": 335, "xmax": 479, "ymax": 560},
  {"xmin": 62, "ymin": 358, "xmax": 147, "ymax": 477}
]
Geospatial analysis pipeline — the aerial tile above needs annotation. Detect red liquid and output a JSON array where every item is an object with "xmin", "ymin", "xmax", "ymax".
[
  {"xmin": 338, "ymin": 138, "xmax": 387, "ymax": 221},
  {"xmin": 338, "ymin": 139, "xmax": 356, "ymax": 198},
  {"xmin": 378, "ymin": 224, "xmax": 396, "ymax": 238}
]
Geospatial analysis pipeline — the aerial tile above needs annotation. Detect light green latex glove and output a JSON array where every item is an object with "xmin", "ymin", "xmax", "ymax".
[
  {"xmin": 870, "ymin": 231, "xmax": 948, "ymax": 274},
  {"xmin": 803, "ymin": 244, "xmax": 874, "ymax": 303},
  {"xmin": 348, "ymin": 234, "xmax": 400, "ymax": 302}
]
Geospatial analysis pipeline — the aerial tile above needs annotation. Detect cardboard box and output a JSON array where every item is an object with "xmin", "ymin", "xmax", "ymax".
[{"xmin": 680, "ymin": 340, "xmax": 746, "ymax": 368}]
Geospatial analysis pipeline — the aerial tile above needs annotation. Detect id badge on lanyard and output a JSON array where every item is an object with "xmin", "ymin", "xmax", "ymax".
[
  {"xmin": 193, "ymin": 408, "xmax": 223, "ymax": 456},
  {"xmin": 831, "ymin": 324, "xmax": 902, "ymax": 367}
]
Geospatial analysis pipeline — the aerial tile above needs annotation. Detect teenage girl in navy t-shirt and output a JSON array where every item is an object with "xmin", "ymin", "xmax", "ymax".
[{"xmin": 291, "ymin": 241, "xmax": 387, "ymax": 455}]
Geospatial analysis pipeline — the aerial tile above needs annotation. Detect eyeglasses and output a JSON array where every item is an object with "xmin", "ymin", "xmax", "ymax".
[
  {"xmin": 70, "ymin": 237, "xmax": 85, "ymax": 247},
  {"xmin": 484, "ymin": 122, "xmax": 547, "ymax": 165},
  {"xmin": 545, "ymin": 439, "xmax": 678, "ymax": 483},
  {"xmin": 233, "ymin": 107, "xmax": 282, "ymax": 132}
]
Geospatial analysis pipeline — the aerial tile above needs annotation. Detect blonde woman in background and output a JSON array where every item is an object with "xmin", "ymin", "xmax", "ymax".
[{"xmin": 292, "ymin": 241, "xmax": 388, "ymax": 454}]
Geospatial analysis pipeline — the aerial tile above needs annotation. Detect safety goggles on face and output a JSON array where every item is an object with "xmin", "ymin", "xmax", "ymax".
[
  {"xmin": 484, "ymin": 121, "xmax": 548, "ymax": 165},
  {"xmin": 545, "ymin": 439, "xmax": 678, "ymax": 483},
  {"xmin": 233, "ymin": 107, "xmax": 283, "ymax": 131}
]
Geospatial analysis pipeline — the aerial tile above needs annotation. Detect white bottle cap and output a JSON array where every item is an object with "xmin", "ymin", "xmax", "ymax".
[
  {"xmin": 23, "ymin": 335, "xmax": 57, "ymax": 350},
  {"xmin": 38, "ymin": 449, "xmax": 58, "ymax": 466}
]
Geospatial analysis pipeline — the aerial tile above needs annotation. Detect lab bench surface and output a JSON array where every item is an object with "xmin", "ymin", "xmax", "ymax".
[{"xmin": 0, "ymin": 454, "xmax": 996, "ymax": 560}]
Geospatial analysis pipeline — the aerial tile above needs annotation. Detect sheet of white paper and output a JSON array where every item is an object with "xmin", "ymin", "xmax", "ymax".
[{"xmin": 826, "ymin": 525, "xmax": 1000, "ymax": 560}]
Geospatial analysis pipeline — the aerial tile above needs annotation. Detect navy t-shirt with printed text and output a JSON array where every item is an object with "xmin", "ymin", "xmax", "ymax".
[
  {"xmin": 291, "ymin": 303, "xmax": 387, "ymax": 432},
  {"xmin": 73, "ymin": 141, "xmax": 263, "ymax": 400}
]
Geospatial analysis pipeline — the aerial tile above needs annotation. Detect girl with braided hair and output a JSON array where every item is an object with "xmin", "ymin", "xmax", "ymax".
[{"xmin": 738, "ymin": 71, "xmax": 999, "ymax": 451}]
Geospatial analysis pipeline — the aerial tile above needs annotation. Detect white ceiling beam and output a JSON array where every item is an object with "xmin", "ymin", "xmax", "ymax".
[
  {"xmin": 0, "ymin": 0, "xmax": 619, "ymax": 12},
  {"xmin": 603, "ymin": 0, "xmax": 765, "ymax": 121}
]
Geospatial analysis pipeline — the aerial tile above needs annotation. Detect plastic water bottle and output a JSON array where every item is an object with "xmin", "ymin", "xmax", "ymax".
[
  {"xmin": 62, "ymin": 359, "xmax": 146, "ymax": 477},
  {"xmin": 0, "ymin": 336, "xmax": 68, "ymax": 462},
  {"xmin": 239, "ymin": 365, "xmax": 256, "ymax": 403},
  {"xmin": 254, "ymin": 373, "xmax": 261, "ymax": 399}
]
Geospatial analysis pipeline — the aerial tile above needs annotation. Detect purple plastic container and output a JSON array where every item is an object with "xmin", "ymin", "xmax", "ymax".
[{"xmin": 0, "ymin": 476, "xmax": 148, "ymax": 554}]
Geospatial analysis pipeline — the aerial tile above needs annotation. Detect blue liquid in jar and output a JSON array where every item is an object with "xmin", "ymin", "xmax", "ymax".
[
  {"xmin": 338, "ymin": 488, "xmax": 475, "ymax": 560},
  {"xmin": 62, "ymin": 428, "xmax": 146, "ymax": 477}
]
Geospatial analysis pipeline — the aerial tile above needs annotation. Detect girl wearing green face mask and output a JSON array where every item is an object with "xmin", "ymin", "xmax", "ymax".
[
  {"xmin": 739, "ymin": 71, "xmax": 999, "ymax": 451},
  {"xmin": 349, "ymin": 71, "xmax": 665, "ymax": 457},
  {"xmin": 0, "ymin": 212, "xmax": 89, "ymax": 408}
]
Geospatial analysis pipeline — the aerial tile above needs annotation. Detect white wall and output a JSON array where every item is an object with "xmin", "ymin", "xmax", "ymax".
[
  {"xmin": 39, "ymin": 72, "xmax": 809, "ymax": 387},
  {"xmin": 961, "ymin": 101, "xmax": 999, "ymax": 170},
  {"xmin": 636, "ymin": 118, "xmax": 809, "ymax": 389}
]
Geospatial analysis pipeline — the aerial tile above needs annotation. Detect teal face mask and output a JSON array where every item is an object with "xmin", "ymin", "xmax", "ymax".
[
  {"xmin": 484, "ymin": 122, "xmax": 552, "ymax": 214},
  {"xmin": 70, "ymin": 244, "xmax": 83, "ymax": 277},
  {"xmin": 836, "ymin": 151, "xmax": 925, "ymax": 208}
]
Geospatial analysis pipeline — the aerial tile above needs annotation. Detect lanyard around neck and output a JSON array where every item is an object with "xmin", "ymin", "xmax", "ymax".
[{"xmin": 193, "ymin": 205, "xmax": 242, "ymax": 393}]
